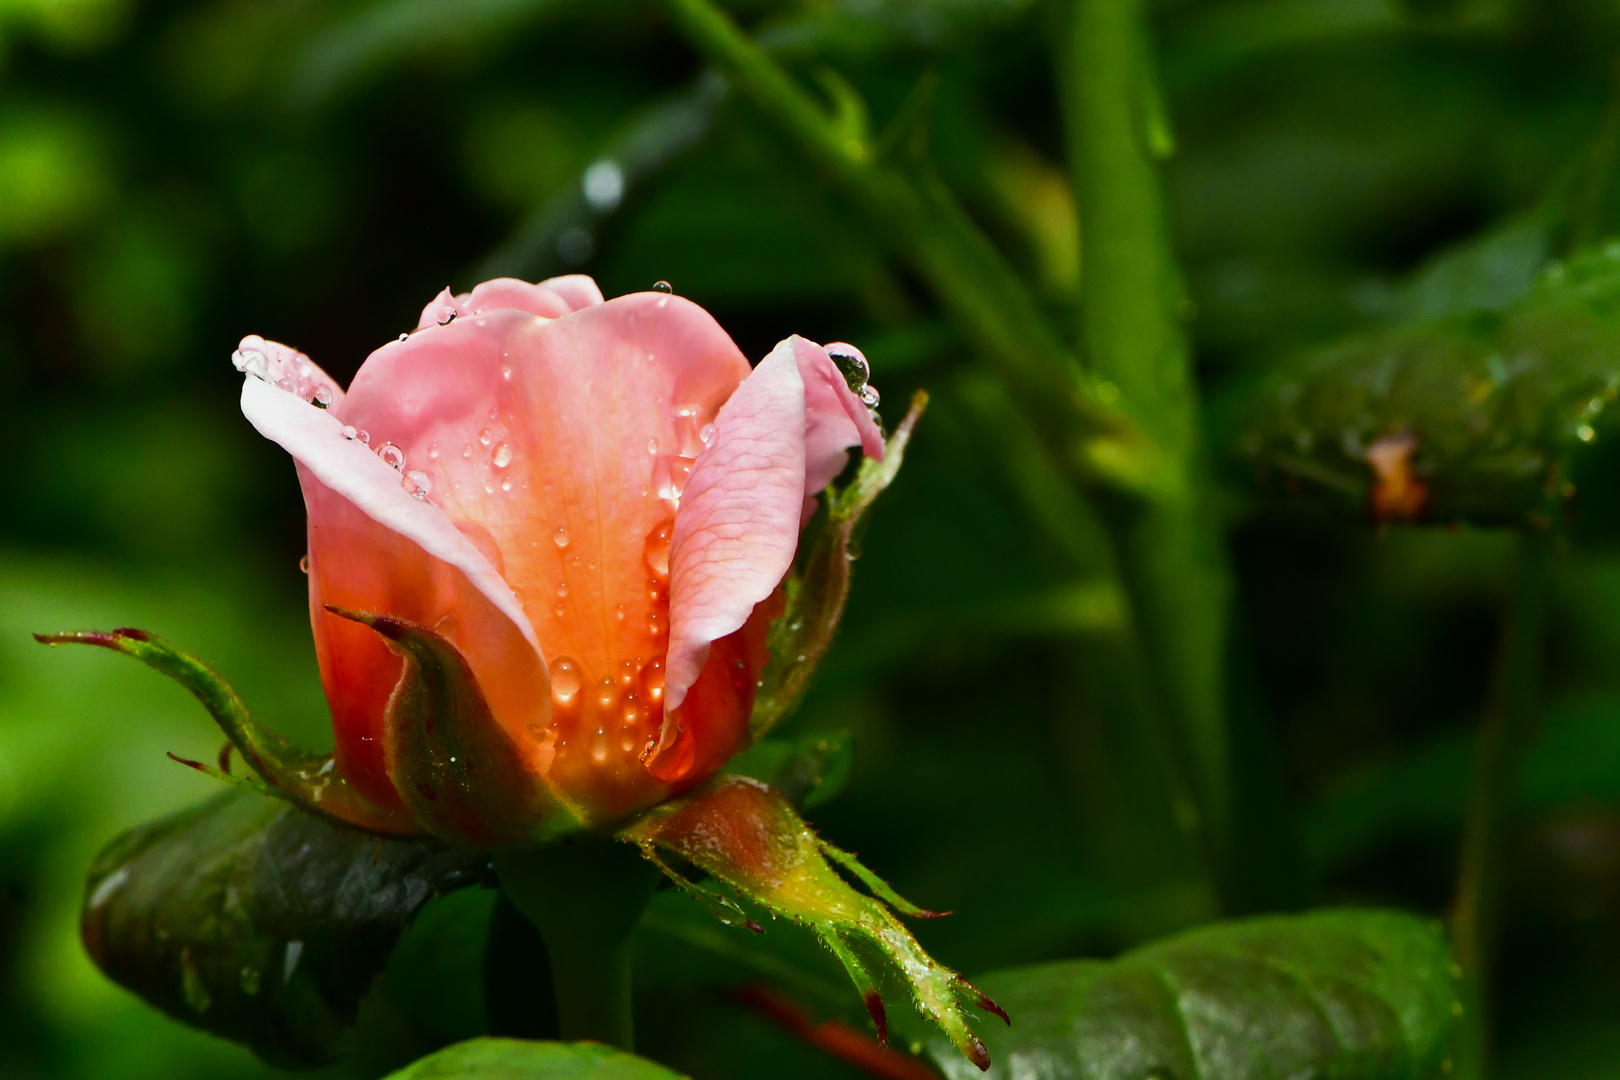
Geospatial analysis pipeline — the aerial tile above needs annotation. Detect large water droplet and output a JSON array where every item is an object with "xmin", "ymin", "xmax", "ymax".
[
  {"xmin": 493, "ymin": 442, "xmax": 513, "ymax": 468},
  {"xmin": 377, "ymin": 443, "xmax": 405, "ymax": 470},
  {"xmin": 403, "ymin": 469, "xmax": 432, "ymax": 499},
  {"xmin": 644, "ymin": 519, "xmax": 673, "ymax": 578},
  {"xmin": 310, "ymin": 386, "xmax": 332, "ymax": 409},
  {"xmin": 652, "ymin": 280, "xmax": 673, "ymax": 294},
  {"xmin": 551, "ymin": 657, "xmax": 582, "ymax": 702},
  {"xmin": 828, "ymin": 348, "xmax": 870, "ymax": 391},
  {"xmin": 554, "ymin": 527, "xmax": 571, "ymax": 548}
]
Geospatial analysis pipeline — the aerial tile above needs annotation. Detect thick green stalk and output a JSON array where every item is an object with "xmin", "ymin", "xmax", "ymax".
[
  {"xmin": 494, "ymin": 840, "xmax": 661, "ymax": 1050},
  {"xmin": 1451, "ymin": 535, "xmax": 1552, "ymax": 1080},
  {"xmin": 1057, "ymin": 0, "xmax": 1234, "ymax": 876},
  {"xmin": 654, "ymin": 0, "xmax": 1156, "ymax": 483}
]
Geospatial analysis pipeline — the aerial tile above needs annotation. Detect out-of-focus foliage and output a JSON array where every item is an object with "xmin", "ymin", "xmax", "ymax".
[{"xmin": 10, "ymin": 0, "xmax": 1620, "ymax": 1078}]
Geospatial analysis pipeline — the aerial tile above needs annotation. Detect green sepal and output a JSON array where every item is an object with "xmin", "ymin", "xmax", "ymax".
[
  {"xmin": 617, "ymin": 774, "xmax": 1005, "ymax": 1071},
  {"xmin": 751, "ymin": 391, "xmax": 927, "ymax": 738},
  {"xmin": 379, "ymin": 1037, "xmax": 683, "ymax": 1079},
  {"xmin": 33, "ymin": 628, "xmax": 416, "ymax": 836},
  {"xmin": 82, "ymin": 789, "xmax": 491, "ymax": 1068},
  {"xmin": 329, "ymin": 606, "xmax": 585, "ymax": 847}
]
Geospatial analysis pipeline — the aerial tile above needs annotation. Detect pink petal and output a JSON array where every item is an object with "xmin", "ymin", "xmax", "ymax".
[
  {"xmin": 537, "ymin": 274, "xmax": 605, "ymax": 311},
  {"xmin": 233, "ymin": 335, "xmax": 345, "ymax": 409},
  {"xmin": 417, "ymin": 287, "xmax": 470, "ymax": 330},
  {"xmin": 464, "ymin": 277, "xmax": 575, "ymax": 319},
  {"xmin": 240, "ymin": 375, "xmax": 539, "ymax": 653},
  {"xmin": 795, "ymin": 336, "xmax": 885, "ymax": 510},
  {"xmin": 664, "ymin": 340, "xmax": 808, "ymax": 713}
]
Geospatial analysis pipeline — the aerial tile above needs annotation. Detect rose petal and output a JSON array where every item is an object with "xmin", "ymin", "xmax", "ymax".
[
  {"xmin": 537, "ymin": 274, "xmax": 605, "ymax": 311},
  {"xmin": 794, "ymin": 336, "xmax": 885, "ymax": 521},
  {"xmin": 664, "ymin": 339, "xmax": 808, "ymax": 713},
  {"xmin": 464, "ymin": 277, "xmax": 575, "ymax": 319}
]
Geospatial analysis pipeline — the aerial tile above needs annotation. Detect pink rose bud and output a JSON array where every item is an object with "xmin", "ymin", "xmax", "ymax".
[{"xmin": 234, "ymin": 277, "xmax": 882, "ymax": 841}]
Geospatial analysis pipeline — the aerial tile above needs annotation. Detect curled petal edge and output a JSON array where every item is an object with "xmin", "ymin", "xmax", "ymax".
[
  {"xmin": 240, "ymin": 375, "xmax": 542, "ymax": 659},
  {"xmin": 617, "ymin": 773, "xmax": 1005, "ymax": 1071},
  {"xmin": 31, "ymin": 629, "xmax": 417, "ymax": 836}
]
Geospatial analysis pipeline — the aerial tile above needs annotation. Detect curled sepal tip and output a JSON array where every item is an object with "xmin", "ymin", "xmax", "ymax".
[
  {"xmin": 751, "ymin": 391, "xmax": 927, "ymax": 738},
  {"xmin": 326, "ymin": 606, "xmax": 584, "ymax": 848},
  {"xmin": 618, "ymin": 774, "xmax": 1004, "ymax": 1071},
  {"xmin": 31, "ymin": 628, "xmax": 415, "ymax": 836}
]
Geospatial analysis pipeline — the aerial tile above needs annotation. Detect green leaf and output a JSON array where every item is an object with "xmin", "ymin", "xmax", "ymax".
[
  {"xmin": 81, "ymin": 789, "xmax": 491, "ymax": 1068},
  {"xmin": 379, "ymin": 1038, "xmax": 683, "ymax": 1079},
  {"xmin": 1218, "ymin": 244, "xmax": 1620, "ymax": 526},
  {"xmin": 922, "ymin": 908, "xmax": 1460, "ymax": 1080}
]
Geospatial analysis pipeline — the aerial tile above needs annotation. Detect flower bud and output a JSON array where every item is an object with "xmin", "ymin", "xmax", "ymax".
[{"xmin": 234, "ymin": 277, "xmax": 883, "ymax": 843}]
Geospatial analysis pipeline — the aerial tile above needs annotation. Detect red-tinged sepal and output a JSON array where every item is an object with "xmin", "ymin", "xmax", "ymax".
[
  {"xmin": 617, "ymin": 774, "xmax": 1005, "ymax": 1071},
  {"xmin": 328, "ymin": 606, "xmax": 584, "ymax": 847},
  {"xmin": 32, "ymin": 629, "xmax": 416, "ymax": 836},
  {"xmin": 751, "ymin": 391, "xmax": 927, "ymax": 738}
]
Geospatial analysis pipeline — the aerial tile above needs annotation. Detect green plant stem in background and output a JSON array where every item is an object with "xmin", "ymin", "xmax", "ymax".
[
  {"xmin": 494, "ymin": 840, "xmax": 661, "ymax": 1050},
  {"xmin": 1451, "ymin": 534, "xmax": 1551, "ymax": 1080},
  {"xmin": 1057, "ymin": 0, "xmax": 1234, "ymax": 884},
  {"xmin": 653, "ymin": 0, "xmax": 1161, "ymax": 488}
]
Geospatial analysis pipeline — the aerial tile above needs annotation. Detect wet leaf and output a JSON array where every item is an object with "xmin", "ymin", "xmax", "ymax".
[
  {"xmin": 923, "ymin": 908, "xmax": 1459, "ymax": 1080},
  {"xmin": 1218, "ymin": 246, "xmax": 1620, "ymax": 526},
  {"xmin": 81, "ymin": 789, "xmax": 491, "ymax": 1068},
  {"xmin": 380, "ymin": 1037, "xmax": 683, "ymax": 1079}
]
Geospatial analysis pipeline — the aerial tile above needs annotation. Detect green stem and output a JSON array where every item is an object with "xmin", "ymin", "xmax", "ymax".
[
  {"xmin": 1057, "ymin": 0, "xmax": 1233, "ymax": 885},
  {"xmin": 494, "ymin": 840, "xmax": 661, "ymax": 1049},
  {"xmin": 653, "ymin": 0, "xmax": 1156, "ymax": 483},
  {"xmin": 1451, "ymin": 534, "xmax": 1552, "ymax": 1080}
]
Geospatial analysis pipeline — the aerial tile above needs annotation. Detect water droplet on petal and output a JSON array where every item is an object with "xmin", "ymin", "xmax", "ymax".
[
  {"xmin": 462, "ymin": 443, "xmax": 473, "ymax": 459},
  {"xmin": 403, "ymin": 469, "xmax": 432, "ymax": 498},
  {"xmin": 652, "ymin": 280, "xmax": 673, "ymax": 294},
  {"xmin": 616, "ymin": 604, "xmax": 626, "ymax": 622},
  {"xmin": 299, "ymin": 555, "xmax": 310, "ymax": 574},
  {"xmin": 428, "ymin": 443, "xmax": 440, "ymax": 460},
  {"xmin": 398, "ymin": 333, "xmax": 409, "ymax": 343},
  {"xmin": 828, "ymin": 348, "xmax": 870, "ymax": 391},
  {"xmin": 484, "ymin": 479, "xmax": 497, "ymax": 494},
  {"xmin": 377, "ymin": 443, "xmax": 405, "ymax": 470},
  {"xmin": 644, "ymin": 519, "xmax": 673, "ymax": 578},
  {"xmin": 554, "ymin": 527, "xmax": 570, "ymax": 548},
  {"xmin": 700, "ymin": 423, "xmax": 717, "ymax": 446},
  {"xmin": 501, "ymin": 477, "xmax": 513, "ymax": 491},
  {"xmin": 647, "ymin": 438, "xmax": 659, "ymax": 455},
  {"xmin": 597, "ymin": 677, "xmax": 618, "ymax": 709},
  {"xmin": 277, "ymin": 376, "xmax": 297, "ymax": 393},
  {"xmin": 860, "ymin": 384, "xmax": 881, "ymax": 408},
  {"xmin": 356, "ymin": 430, "xmax": 370, "ymax": 446},
  {"xmin": 551, "ymin": 658, "xmax": 582, "ymax": 703},
  {"xmin": 341, "ymin": 425, "xmax": 358, "ymax": 440},
  {"xmin": 556, "ymin": 583, "xmax": 569, "ymax": 598},
  {"xmin": 493, "ymin": 442, "xmax": 513, "ymax": 468},
  {"xmin": 310, "ymin": 386, "xmax": 332, "ymax": 409},
  {"xmin": 479, "ymin": 428, "xmax": 494, "ymax": 447}
]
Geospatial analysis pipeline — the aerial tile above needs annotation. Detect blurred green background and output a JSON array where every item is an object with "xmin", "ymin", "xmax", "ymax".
[{"xmin": 9, "ymin": 0, "xmax": 1620, "ymax": 1077}]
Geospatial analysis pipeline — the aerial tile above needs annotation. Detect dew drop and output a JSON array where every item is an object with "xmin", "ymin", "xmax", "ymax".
[
  {"xmin": 554, "ymin": 527, "xmax": 571, "ymax": 548},
  {"xmin": 493, "ymin": 442, "xmax": 513, "ymax": 468},
  {"xmin": 557, "ymin": 583, "xmax": 569, "ymax": 598},
  {"xmin": 616, "ymin": 604, "xmax": 626, "ymax": 622},
  {"xmin": 620, "ymin": 659, "xmax": 638, "ymax": 686},
  {"xmin": 859, "ymin": 384, "xmax": 881, "ymax": 409},
  {"xmin": 644, "ymin": 518, "xmax": 674, "ymax": 578},
  {"xmin": 597, "ymin": 677, "xmax": 618, "ymax": 709},
  {"xmin": 428, "ymin": 443, "xmax": 440, "ymax": 460},
  {"xmin": 356, "ymin": 430, "xmax": 370, "ymax": 446},
  {"xmin": 341, "ymin": 425, "xmax": 358, "ymax": 441},
  {"xmin": 462, "ymin": 443, "xmax": 473, "ymax": 459},
  {"xmin": 621, "ymin": 735, "xmax": 639, "ymax": 753},
  {"xmin": 403, "ymin": 469, "xmax": 432, "ymax": 499},
  {"xmin": 700, "ymin": 423, "xmax": 717, "ymax": 446},
  {"xmin": 647, "ymin": 438, "xmax": 659, "ymax": 455},
  {"xmin": 479, "ymin": 428, "xmax": 494, "ymax": 447},
  {"xmin": 398, "ymin": 333, "xmax": 409, "ymax": 343},
  {"xmin": 502, "ymin": 366, "xmax": 512, "ymax": 381},
  {"xmin": 377, "ymin": 443, "xmax": 406, "ymax": 470},
  {"xmin": 501, "ymin": 476, "xmax": 513, "ymax": 491},
  {"xmin": 828, "ymin": 347, "xmax": 870, "ymax": 391},
  {"xmin": 310, "ymin": 386, "xmax": 333, "ymax": 409},
  {"xmin": 484, "ymin": 479, "xmax": 497, "ymax": 494},
  {"xmin": 551, "ymin": 657, "xmax": 582, "ymax": 702},
  {"xmin": 299, "ymin": 555, "xmax": 310, "ymax": 574},
  {"xmin": 652, "ymin": 280, "xmax": 673, "ymax": 293}
]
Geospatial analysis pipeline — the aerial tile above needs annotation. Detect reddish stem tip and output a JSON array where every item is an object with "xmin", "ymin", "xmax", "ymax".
[{"xmin": 863, "ymin": 991, "xmax": 889, "ymax": 1047}]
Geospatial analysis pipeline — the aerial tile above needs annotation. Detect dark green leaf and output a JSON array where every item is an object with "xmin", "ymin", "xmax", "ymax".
[
  {"xmin": 81, "ymin": 789, "xmax": 491, "ymax": 1068},
  {"xmin": 1218, "ymin": 245, "xmax": 1620, "ymax": 526},
  {"xmin": 379, "ymin": 1038, "xmax": 683, "ymax": 1079},
  {"xmin": 923, "ymin": 908, "xmax": 1459, "ymax": 1080}
]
